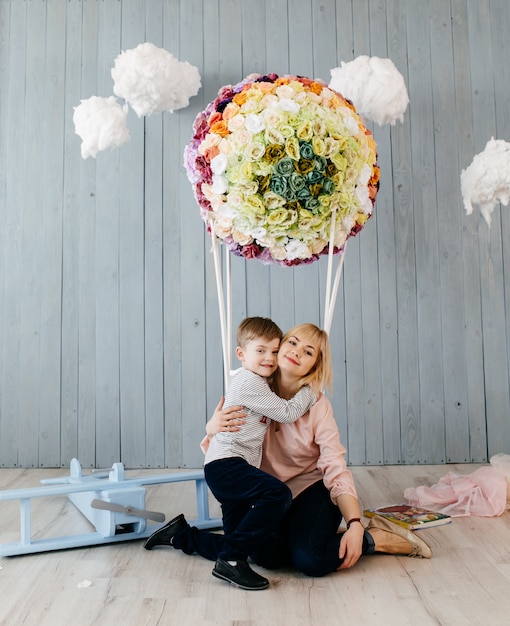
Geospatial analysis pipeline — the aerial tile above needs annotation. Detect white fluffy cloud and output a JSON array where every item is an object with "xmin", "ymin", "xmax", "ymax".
[
  {"xmin": 111, "ymin": 42, "xmax": 201, "ymax": 117},
  {"xmin": 329, "ymin": 55, "xmax": 409, "ymax": 126},
  {"xmin": 73, "ymin": 96, "xmax": 130, "ymax": 159},
  {"xmin": 461, "ymin": 137, "xmax": 510, "ymax": 226}
]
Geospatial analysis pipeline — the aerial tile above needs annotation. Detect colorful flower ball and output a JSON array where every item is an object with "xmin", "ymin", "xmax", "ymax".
[{"xmin": 184, "ymin": 73, "xmax": 380, "ymax": 266}]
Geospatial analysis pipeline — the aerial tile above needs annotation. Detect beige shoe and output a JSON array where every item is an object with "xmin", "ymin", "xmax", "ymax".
[{"xmin": 366, "ymin": 514, "xmax": 432, "ymax": 558}]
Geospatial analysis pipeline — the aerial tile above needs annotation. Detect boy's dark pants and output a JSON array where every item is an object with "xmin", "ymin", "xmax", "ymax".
[{"xmin": 201, "ymin": 457, "xmax": 292, "ymax": 561}]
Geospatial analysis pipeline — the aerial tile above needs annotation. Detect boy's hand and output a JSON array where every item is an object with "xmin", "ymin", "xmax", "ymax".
[{"xmin": 206, "ymin": 397, "xmax": 247, "ymax": 436}]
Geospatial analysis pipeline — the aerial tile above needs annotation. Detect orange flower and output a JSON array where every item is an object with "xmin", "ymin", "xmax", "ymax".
[
  {"xmin": 310, "ymin": 81, "xmax": 324, "ymax": 95},
  {"xmin": 371, "ymin": 166, "xmax": 380, "ymax": 185},
  {"xmin": 210, "ymin": 120, "xmax": 230, "ymax": 137},
  {"xmin": 233, "ymin": 91, "xmax": 247, "ymax": 106}
]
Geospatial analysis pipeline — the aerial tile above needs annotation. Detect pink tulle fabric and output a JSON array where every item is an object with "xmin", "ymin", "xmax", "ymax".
[{"xmin": 404, "ymin": 466, "xmax": 508, "ymax": 517}]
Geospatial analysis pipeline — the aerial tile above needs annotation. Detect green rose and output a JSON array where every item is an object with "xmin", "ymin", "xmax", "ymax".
[
  {"xmin": 282, "ymin": 185, "xmax": 297, "ymax": 201},
  {"xmin": 270, "ymin": 175, "xmax": 288, "ymax": 196},
  {"xmin": 274, "ymin": 157, "xmax": 295, "ymax": 177},
  {"xmin": 296, "ymin": 186, "xmax": 311, "ymax": 201},
  {"xmin": 321, "ymin": 177, "xmax": 335, "ymax": 195},
  {"xmin": 289, "ymin": 172, "xmax": 306, "ymax": 193},
  {"xmin": 305, "ymin": 170, "xmax": 323, "ymax": 185},
  {"xmin": 314, "ymin": 156, "xmax": 327, "ymax": 173},
  {"xmin": 304, "ymin": 197, "xmax": 321, "ymax": 211},
  {"xmin": 299, "ymin": 141, "xmax": 315, "ymax": 159}
]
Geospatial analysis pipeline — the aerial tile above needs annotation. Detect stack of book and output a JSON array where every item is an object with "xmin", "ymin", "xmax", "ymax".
[{"xmin": 363, "ymin": 504, "xmax": 451, "ymax": 530}]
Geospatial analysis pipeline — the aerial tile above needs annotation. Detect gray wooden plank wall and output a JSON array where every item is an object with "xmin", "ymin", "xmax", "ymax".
[{"xmin": 0, "ymin": 0, "xmax": 509, "ymax": 469}]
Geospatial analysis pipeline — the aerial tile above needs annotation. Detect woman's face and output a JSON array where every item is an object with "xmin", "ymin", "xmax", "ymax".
[{"xmin": 278, "ymin": 333, "xmax": 319, "ymax": 377}]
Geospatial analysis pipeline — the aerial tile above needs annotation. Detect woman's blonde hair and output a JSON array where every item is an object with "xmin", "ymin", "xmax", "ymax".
[{"xmin": 279, "ymin": 323, "xmax": 333, "ymax": 392}]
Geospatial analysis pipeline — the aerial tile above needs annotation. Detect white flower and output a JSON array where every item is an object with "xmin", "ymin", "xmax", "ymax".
[
  {"xmin": 286, "ymin": 239, "xmax": 312, "ymax": 260},
  {"xmin": 211, "ymin": 174, "xmax": 228, "ymax": 195},
  {"xmin": 211, "ymin": 153, "xmax": 228, "ymax": 175},
  {"xmin": 245, "ymin": 113, "xmax": 265, "ymax": 134}
]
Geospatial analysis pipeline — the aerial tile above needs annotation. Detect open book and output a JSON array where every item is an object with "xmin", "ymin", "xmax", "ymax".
[{"xmin": 363, "ymin": 504, "xmax": 451, "ymax": 530}]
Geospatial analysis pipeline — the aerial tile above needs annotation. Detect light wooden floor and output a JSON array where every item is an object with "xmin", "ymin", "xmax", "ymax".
[{"xmin": 1, "ymin": 464, "xmax": 509, "ymax": 626}]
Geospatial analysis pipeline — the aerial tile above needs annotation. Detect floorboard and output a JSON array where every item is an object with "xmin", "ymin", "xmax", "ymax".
[{"xmin": 1, "ymin": 464, "xmax": 509, "ymax": 626}]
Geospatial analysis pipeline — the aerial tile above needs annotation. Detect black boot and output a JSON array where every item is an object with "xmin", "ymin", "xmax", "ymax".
[
  {"xmin": 212, "ymin": 558, "xmax": 269, "ymax": 590},
  {"xmin": 143, "ymin": 513, "xmax": 189, "ymax": 550}
]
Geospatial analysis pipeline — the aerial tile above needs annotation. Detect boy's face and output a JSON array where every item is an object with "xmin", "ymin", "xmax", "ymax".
[{"xmin": 236, "ymin": 337, "xmax": 280, "ymax": 378}]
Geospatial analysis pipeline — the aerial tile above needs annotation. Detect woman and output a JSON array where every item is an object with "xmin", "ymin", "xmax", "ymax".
[{"xmin": 144, "ymin": 324, "xmax": 431, "ymax": 579}]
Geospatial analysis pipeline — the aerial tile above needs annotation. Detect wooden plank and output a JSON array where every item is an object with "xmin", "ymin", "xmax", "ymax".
[
  {"xmin": 76, "ymin": 0, "xmax": 100, "ymax": 468},
  {"xmin": 386, "ymin": 0, "xmax": 421, "ymax": 464},
  {"xmin": 60, "ymin": 0, "xmax": 83, "ymax": 466},
  {"xmin": 0, "ymin": 0, "xmax": 21, "ymax": 468},
  {"xmin": 17, "ymin": 0, "xmax": 46, "ymax": 467},
  {"xmin": 161, "ymin": 0, "xmax": 183, "ymax": 467},
  {"xmin": 368, "ymin": 0, "xmax": 401, "ymax": 464},
  {"xmin": 489, "ymin": 0, "xmax": 510, "ymax": 459},
  {"xmin": 38, "ymin": 0, "xmax": 67, "ymax": 467},
  {"xmin": 179, "ymin": 0, "xmax": 208, "ymax": 467},
  {"xmin": 117, "ymin": 0, "xmax": 147, "ymax": 467},
  {"xmin": 429, "ymin": 0, "xmax": 470, "ymax": 462},
  {"xmin": 144, "ymin": 0, "xmax": 166, "ymax": 468},
  {"xmin": 451, "ymin": 0, "xmax": 487, "ymax": 462},
  {"xmin": 94, "ymin": 0, "xmax": 122, "ymax": 467},
  {"xmin": 466, "ymin": 0, "xmax": 510, "ymax": 457},
  {"xmin": 406, "ymin": 0, "xmax": 446, "ymax": 463}
]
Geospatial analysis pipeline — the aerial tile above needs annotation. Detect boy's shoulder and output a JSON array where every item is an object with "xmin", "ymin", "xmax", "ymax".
[{"xmin": 230, "ymin": 368, "xmax": 267, "ymax": 383}]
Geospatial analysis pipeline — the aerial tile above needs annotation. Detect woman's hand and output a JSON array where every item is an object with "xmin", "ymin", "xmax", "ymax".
[
  {"xmin": 337, "ymin": 522, "xmax": 364, "ymax": 570},
  {"xmin": 205, "ymin": 397, "xmax": 247, "ymax": 437}
]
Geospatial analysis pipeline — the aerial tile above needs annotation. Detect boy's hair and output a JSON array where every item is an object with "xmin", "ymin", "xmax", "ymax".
[
  {"xmin": 279, "ymin": 323, "xmax": 333, "ymax": 392},
  {"xmin": 236, "ymin": 317, "xmax": 283, "ymax": 348}
]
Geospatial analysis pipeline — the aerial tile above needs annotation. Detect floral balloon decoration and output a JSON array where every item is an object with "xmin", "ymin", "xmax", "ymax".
[{"xmin": 184, "ymin": 73, "xmax": 380, "ymax": 266}]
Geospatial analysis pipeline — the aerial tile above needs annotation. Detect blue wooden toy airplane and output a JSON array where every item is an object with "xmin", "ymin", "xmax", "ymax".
[{"xmin": 0, "ymin": 458, "xmax": 221, "ymax": 557}]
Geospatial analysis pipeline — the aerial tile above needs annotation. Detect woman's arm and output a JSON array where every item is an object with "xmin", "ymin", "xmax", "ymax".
[
  {"xmin": 205, "ymin": 396, "xmax": 246, "ymax": 437},
  {"xmin": 310, "ymin": 398, "xmax": 364, "ymax": 569},
  {"xmin": 335, "ymin": 493, "xmax": 364, "ymax": 570}
]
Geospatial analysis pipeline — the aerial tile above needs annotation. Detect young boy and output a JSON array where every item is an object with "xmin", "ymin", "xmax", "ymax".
[
  {"xmin": 145, "ymin": 317, "xmax": 316, "ymax": 591},
  {"xmin": 203, "ymin": 317, "xmax": 317, "ymax": 590}
]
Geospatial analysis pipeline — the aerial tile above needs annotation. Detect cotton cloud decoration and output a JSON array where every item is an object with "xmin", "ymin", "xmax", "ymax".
[
  {"xmin": 73, "ymin": 96, "xmax": 130, "ymax": 159},
  {"xmin": 329, "ymin": 55, "xmax": 409, "ymax": 126},
  {"xmin": 111, "ymin": 42, "xmax": 201, "ymax": 117},
  {"xmin": 461, "ymin": 137, "xmax": 510, "ymax": 226}
]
